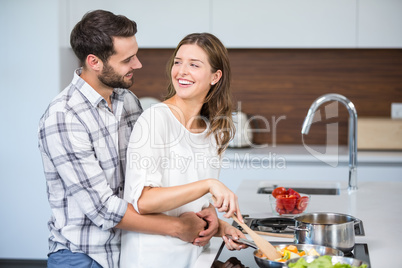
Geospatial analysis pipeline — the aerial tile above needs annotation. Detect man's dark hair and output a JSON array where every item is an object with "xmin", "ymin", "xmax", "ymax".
[{"xmin": 70, "ymin": 9, "xmax": 137, "ymax": 66}]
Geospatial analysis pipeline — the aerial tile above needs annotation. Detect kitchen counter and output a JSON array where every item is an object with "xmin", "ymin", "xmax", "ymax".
[
  {"xmin": 194, "ymin": 179, "xmax": 402, "ymax": 267},
  {"xmin": 224, "ymin": 145, "xmax": 402, "ymax": 165}
]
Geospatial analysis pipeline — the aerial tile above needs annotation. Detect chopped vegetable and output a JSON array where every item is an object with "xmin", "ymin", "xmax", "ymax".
[
  {"xmin": 287, "ymin": 245, "xmax": 298, "ymax": 253},
  {"xmin": 257, "ymin": 245, "xmax": 319, "ymax": 263},
  {"xmin": 287, "ymin": 255, "xmax": 368, "ymax": 268},
  {"xmin": 272, "ymin": 186, "xmax": 287, "ymax": 198},
  {"xmin": 307, "ymin": 248, "xmax": 320, "ymax": 256},
  {"xmin": 272, "ymin": 187, "xmax": 309, "ymax": 215}
]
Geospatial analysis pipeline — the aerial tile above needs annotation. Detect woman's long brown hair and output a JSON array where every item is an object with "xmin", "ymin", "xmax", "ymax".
[{"xmin": 165, "ymin": 33, "xmax": 235, "ymax": 156}]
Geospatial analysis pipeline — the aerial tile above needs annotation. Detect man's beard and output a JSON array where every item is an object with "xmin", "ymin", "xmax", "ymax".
[{"xmin": 98, "ymin": 63, "xmax": 134, "ymax": 89}]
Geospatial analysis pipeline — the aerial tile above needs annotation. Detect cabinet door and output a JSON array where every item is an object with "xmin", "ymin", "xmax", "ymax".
[
  {"xmin": 358, "ymin": 0, "xmax": 402, "ymax": 47},
  {"xmin": 211, "ymin": 0, "xmax": 357, "ymax": 48},
  {"xmin": 66, "ymin": 0, "xmax": 210, "ymax": 48}
]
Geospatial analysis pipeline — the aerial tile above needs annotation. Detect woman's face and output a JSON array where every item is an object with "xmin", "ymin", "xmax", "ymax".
[{"xmin": 171, "ymin": 44, "xmax": 221, "ymax": 103}]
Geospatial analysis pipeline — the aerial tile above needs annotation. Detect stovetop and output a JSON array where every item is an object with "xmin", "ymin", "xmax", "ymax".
[
  {"xmin": 236, "ymin": 215, "xmax": 365, "ymax": 236},
  {"xmin": 211, "ymin": 216, "xmax": 369, "ymax": 267},
  {"xmin": 212, "ymin": 242, "xmax": 370, "ymax": 268}
]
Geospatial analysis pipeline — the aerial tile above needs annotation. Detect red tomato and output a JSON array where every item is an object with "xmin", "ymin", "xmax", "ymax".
[
  {"xmin": 288, "ymin": 188, "xmax": 301, "ymax": 199},
  {"xmin": 275, "ymin": 207, "xmax": 287, "ymax": 215},
  {"xmin": 277, "ymin": 194, "xmax": 297, "ymax": 212},
  {"xmin": 296, "ymin": 196, "xmax": 309, "ymax": 212},
  {"xmin": 291, "ymin": 208, "xmax": 300, "ymax": 214},
  {"xmin": 275, "ymin": 194, "xmax": 286, "ymax": 213},
  {"xmin": 272, "ymin": 187, "xmax": 288, "ymax": 198},
  {"xmin": 276, "ymin": 197, "xmax": 285, "ymax": 209}
]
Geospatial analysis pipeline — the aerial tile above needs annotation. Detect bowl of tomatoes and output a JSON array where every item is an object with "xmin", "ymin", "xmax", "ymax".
[{"xmin": 269, "ymin": 187, "xmax": 310, "ymax": 216}]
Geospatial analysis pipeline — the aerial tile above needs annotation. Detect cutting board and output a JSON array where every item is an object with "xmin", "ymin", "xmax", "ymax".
[{"xmin": 357, "ymin": 117, "xmax": 402, "ymax": 150}]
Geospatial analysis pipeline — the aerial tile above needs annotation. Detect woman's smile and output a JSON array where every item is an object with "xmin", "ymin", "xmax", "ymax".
[{"xmin": 178, "ymin": 79, "xmax": 194, "ymax": 86}]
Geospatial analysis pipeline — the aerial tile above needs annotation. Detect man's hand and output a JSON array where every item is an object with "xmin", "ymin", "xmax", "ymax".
[
  {"xmin": 177, "ymin": 212, "xmax": 207, "ymax": 243},
  {"xmin": 194, "ymin": 204, "xmax": 219, "ymax": 246}
]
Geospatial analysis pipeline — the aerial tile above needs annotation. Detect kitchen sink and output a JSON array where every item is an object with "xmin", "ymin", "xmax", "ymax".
[{"xmin": 257, "ymin": 185, "xmax": 340, "ymax": 195}]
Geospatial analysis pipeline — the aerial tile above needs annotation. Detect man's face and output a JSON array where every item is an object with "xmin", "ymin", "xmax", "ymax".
[{"xmin": 98, "ymin": 36, "xmax": 142, "ymax": 89}]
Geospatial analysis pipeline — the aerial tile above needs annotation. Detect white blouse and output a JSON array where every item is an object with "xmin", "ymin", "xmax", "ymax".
[{"xmin": 120, "ymin": 103, "xmax": 221, "ymax": 268}]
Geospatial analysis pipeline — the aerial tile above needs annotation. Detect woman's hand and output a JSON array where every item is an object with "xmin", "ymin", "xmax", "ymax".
[
  {"xmin": 219, "ymin": 220, "xmax": 247, "ymax": 251},
  {"xmin": 208, "ymin": 179, "xmax": 243, "ymax": 222}
]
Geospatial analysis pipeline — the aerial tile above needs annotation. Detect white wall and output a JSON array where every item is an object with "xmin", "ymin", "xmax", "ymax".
[{"xmin": 0, "ymin": 0, "xmax": 59, "ymax": 259}]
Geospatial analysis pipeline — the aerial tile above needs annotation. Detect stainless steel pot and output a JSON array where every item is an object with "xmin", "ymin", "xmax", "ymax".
[{"xmin": 293, "ymin": 212, "xmax": 360, "ymax": 253}]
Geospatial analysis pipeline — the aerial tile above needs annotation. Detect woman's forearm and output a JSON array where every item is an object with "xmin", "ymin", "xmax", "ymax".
[
  {"xmin": 116, "ymin": 203, "xmax": 206, "ymax": 243},
  {"xmin": 137, "ymin": 179, "xmax": 213, "ymax": 214}
]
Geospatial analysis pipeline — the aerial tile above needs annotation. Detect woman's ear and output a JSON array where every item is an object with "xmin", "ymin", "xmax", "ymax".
[
  {"xmin": 211, "ymin": 70, "xmax": 222, "ymax": 85},
  {"xmin": 86, "ymin": 54, "xmax": 102, "ymax": 71}
]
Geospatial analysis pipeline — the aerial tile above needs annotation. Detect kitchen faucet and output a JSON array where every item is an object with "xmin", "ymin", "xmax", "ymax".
[{"xmin": 301, "ymin": 93, "xmax": 358, "ymax": 191}]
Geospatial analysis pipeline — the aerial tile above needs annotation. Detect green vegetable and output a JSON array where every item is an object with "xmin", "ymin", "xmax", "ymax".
[
  {"xmin": 283, "ymin": 251, "xmax": 290, "ymax": 260},
  {"xmin": 288, "ymin": 256, "xmax": 368, "ymax": 268},
  {"xmin": 288, "ymin": 257, "xmax": 308, "ymax": 268}
]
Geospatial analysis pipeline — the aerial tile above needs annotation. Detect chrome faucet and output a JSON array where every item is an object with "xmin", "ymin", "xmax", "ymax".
[{"xmin": 301, "ymin": 93, "xmax": 358, "ymax": 191}]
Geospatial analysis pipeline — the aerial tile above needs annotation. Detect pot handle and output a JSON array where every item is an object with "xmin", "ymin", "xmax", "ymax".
[
  {"xmin": 288, "ymin": 226, "xmax": 309, "ymax": 232},
  {"xmin": 225, "ymin": 235, "xmax": 258, "ymax": 249},
  {"xmin": 353, "ymin": 218, "xmax": 361, "ymax": 226}
]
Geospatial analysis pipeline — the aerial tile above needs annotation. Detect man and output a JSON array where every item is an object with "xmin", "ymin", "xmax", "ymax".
[{"xmin": 38, "ymin": 10, "xmax": 218, "ymax": 268}]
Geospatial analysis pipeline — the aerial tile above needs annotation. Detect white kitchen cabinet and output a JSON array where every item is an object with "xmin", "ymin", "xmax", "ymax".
[
  {"xmin": 219, "ymin": 146, "xmax": 402, "ymax": 193},
  {"xmin": 211, "ymin": 0, "xmax": 357, "ymax": 48},
  {"xmin": 220, "ymin": 161, "xmax": 350, "ymax": 193},
  {"xmin": 220, "ymin": 161, "xmax": 402, "ymax": 193},
  {"xmin": 64, "ymin": 0, "xmax": 211, "ymax": 48},
  {"xmin": 63, "ymin": 0, "xmax": 402, "ymax": 48},
  {"xmin": 358, "ymin": 0, "xmax": 402, "ymax": 47}
]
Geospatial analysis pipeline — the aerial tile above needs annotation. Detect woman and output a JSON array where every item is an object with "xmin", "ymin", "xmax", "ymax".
[{"xmin": 121, "ymin": 33, "xmax": 245, "ymax": 268}]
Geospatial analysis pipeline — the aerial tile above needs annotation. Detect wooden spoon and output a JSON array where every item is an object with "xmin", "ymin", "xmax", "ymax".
[
  {"xmin": 254, "ymin": 230, "xmax": 294, "ymax": 239},
  {"xmin": 231, "ymin": 215, "xmax": 282, "ymax": 260},
  {"xmin": 211, "ymin": 196, "xmax": 281, "ymax": 260}
]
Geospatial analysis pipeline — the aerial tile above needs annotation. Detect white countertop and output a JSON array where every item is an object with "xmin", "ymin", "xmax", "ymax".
[{"xmin": 195, "ymin": 179, "xmax": 402, "ymax": 268}]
